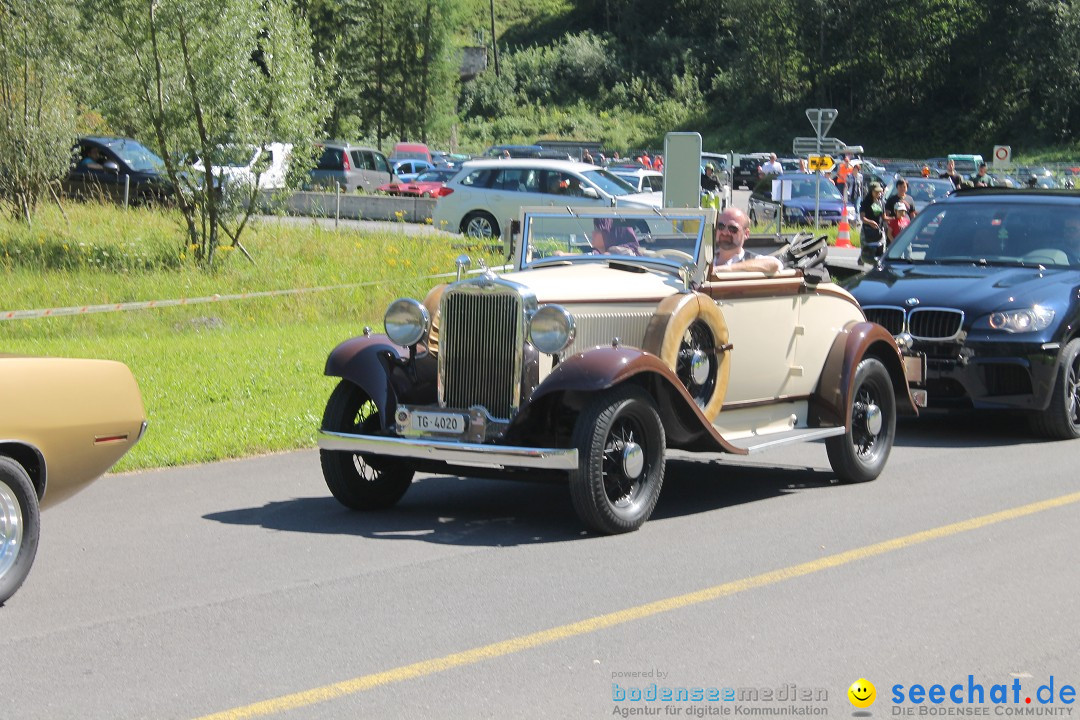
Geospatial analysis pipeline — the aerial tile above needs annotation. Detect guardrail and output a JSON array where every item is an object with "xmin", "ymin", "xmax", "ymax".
[{"xmin": 258, "ymin": 189, "xmax": 437, "ymax": 223}]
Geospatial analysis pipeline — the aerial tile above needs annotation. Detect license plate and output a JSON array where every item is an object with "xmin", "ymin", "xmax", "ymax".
[
  {"xmin": 410, "ymin": 410, "xmax": 467, "ymax": 434},
  {"xmin": 911, "ymin": 389, "xmax": 928, "ymax": 408}
]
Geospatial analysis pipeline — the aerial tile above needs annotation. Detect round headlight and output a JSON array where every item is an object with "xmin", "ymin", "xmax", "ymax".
[
  {"xmin": 384, "ymin": 298, "xmax": 430, "ymax": 347},
  {"xmin": 529, "ymin": 305, "xmax": 576, "ymax": 354}
]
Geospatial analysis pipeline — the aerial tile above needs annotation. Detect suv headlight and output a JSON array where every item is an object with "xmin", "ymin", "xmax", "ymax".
[
  {"xmin": 974, "ymin": 305, "xmax": 1055, "ymax": 333},
  {"xmin": 384, "ymin": 298, "xmax": 430, "ymax": 346},
  {"xmin": 529, "ymin": 304, "xmax": 575, "ymax": 354}
]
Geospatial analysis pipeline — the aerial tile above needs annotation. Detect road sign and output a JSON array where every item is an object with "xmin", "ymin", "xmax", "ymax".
[
  {"xmin": 808, "ymin": 155, "xmax": 834, "ymax": 172},
  {"xmin": 806, "ymin": 108, "xmax": 838, "ymax": 138},
  {"xmin": 794, "ymin": 136, "xmax": 846, "ymax": 156},
  {"xmin": 993, "ymin": 145, "xmax": 1012, "ymax": 169}
]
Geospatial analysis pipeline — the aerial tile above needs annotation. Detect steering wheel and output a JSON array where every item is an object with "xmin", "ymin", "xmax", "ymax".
[{"xmin": 652, "ymin": 249, "xmax": 694, "ymax": 263}]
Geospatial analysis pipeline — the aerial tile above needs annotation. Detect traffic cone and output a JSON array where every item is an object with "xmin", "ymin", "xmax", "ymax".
[{"xmin": 836, "ymin": 203, "xmax": 853, "ymax": 248}]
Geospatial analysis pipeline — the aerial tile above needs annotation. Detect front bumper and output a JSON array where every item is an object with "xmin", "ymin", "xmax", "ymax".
[
  {"xmin": 318, "ymin": 430, "xmax": 579, "ymax": 471},
  {"xmin": 912, "ymin": 340, "xmax": 1060, "ymax": 411}
]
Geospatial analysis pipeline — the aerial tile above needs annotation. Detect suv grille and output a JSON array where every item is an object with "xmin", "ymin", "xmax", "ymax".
[
  {"xmin": 863, "ymin": 307, "xmax": 905, "ymax": 335},
  {"xmin": 909, "ymin": 309, "xmax": 964, "ymax": 340},
  {"xmin": 440, "ymin": 286, "xmax": 524, "ymax": 420}
]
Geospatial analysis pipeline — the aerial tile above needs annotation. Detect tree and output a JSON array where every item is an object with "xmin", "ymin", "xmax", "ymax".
[
  {"xmin": 77, "ymin": 0, "xmax": 327, "ymax": 266},
  {"xmin": 0, "ymin": 0, "xmax": 79, "ymax": 224}
]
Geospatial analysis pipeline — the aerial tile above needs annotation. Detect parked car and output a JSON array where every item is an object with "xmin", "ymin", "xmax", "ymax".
[
  {"xmin": 191, "ymin": 142, "xmax": 292, "ymax": 190},
  {"xmin": 846, "ymin": 189, "xmax": 1080, "ymax": 438},
  {"xmin": 948, "ymin": 153, "xmax": 985, "ymax": 179},
  {"xmin": 378, "ymin": 168, "xmax": 457, "ymax": 198},
  {"xmin": 731, "ymin": 154, "xmax": 768, "ymax": 189},
  {"xmin": 432, "ymin": 159, "xmax": 662, "ymax": 238},
  {"xmin": 305, "ymin": 141, "xmax": 395, "ymax": 193},
  {"xmin": 883, "ymin": 176, "xmax": 956, "ymax": 213},
  {"xmin": 316, "ymin": 206, "xmax": 917, "ymax": 534},
  {"xmin": 391, "ymin": 159, "xmax": 434, "ymax": 182},
  {"xmin": 747, "ymin": 173, "xmax": 854, "ymax": 226},
  {"xmin": 0, "ymin": 355, "xmax": 146, "ymax": 604},
  {"xmin": 609, "ymin": 166, "xmax": 664, "ymax": 194},
  {"xmin": 389, "ymin": 142, "xmax": 432, "ymax": 164},
  {"xmin": 483, "ymin": 144, "xmax": 544, "ymax": 159},
  {"xmin": 63, "ymin": 136, "xmax": 175, "ymax": 205}
]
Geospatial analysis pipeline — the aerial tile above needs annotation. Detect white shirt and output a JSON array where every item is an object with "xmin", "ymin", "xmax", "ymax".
[{"xmin": 761, "ymin": 160, "xmax": 783, "ymax": 175}]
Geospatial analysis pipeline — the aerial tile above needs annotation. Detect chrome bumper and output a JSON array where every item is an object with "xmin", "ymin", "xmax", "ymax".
[{"xmin": 317, "ymin": 430, "xmax": 579, "ymax": 471}]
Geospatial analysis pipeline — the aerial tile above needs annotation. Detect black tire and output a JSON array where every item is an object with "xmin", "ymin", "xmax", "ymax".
[
  {"xmin": 826, "ymin": 357, "xmax": 896, "ymax": 483},
  {"xmin": 1030, "ymin": 338, "xmax": 1080, "ymax": 440},
  {"xmin": 0, "ymin": 456, "xmax": 40, "ymax": 605},
  {"xmin": 319, "ymin": 381, "xmax": 414, "ymax": 510},
  {"xmin": 461, "ymin": 211, "xmax": 499, "ymax": 239},
  {"xmin": 569, "ymin": 386, "xmax": 666, "ymax": 534}
]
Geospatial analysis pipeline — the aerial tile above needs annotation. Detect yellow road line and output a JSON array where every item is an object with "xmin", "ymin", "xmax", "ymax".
[{"xmin": 194, "ymin": 490, "xmax": 1080, "ymax": 720}]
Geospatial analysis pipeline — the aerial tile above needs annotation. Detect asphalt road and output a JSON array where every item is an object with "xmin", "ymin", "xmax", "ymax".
[{"xmin": 3, "ymin": 410, "xmax": 1079, "ymax": 720}]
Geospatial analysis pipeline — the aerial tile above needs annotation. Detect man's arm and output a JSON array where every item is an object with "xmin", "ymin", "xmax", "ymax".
[{"xmin": 711, "ymin": 255, "xmax": 783, "ymax": 276}]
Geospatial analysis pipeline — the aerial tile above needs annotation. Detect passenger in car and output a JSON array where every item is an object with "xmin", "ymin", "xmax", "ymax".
[
  {"xmin": 590, "ymin": 217, "xmax": 643, "ymax": 256},
  {"xmin": 708, "ymin": 208, "xmax": 783, "ymax": 276}
]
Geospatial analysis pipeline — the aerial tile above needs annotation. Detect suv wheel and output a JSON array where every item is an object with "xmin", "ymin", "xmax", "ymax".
[{"xmin": 462, "ymin": 211, "xmax": 499, "ymax": 239}]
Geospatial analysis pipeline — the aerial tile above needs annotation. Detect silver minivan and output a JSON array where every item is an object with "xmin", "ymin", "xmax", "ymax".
[{"xmin": 306, "ymin": 141, "xmax": 395, "ymax": 192}]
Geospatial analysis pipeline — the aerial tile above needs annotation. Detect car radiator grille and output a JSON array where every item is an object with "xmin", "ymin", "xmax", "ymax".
[
  {"xmin": 863, "ymin": 307, "xmax": 905, "ymax": 335},
  {"xmin": 440, "ymin": 289, "xmax": 523, "ymax": 420},
  {"xmin": 909, "ymin": 309, "xmax": 963, "ymax": 340}
]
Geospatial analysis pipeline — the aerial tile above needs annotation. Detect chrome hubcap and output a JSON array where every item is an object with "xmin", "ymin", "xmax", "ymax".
[
  {"xmin": 0, "ymin": 481, "xmax": 24, "ymax": 579},
  {"xmin": 862, "ymin": 403, "xmax": 883, "ymax": 436},
  {"xmin": 690, "ymin": 350, "xmax": 710, "ymax": 385},
  {"xmin": 621, "ymin": 442, "xmax": 644, "ymax": 479}
]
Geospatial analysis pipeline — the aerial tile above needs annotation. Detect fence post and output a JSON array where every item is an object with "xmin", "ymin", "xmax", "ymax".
[
  {"xmin": 335, "ymin": 182, "xmax": 341, "ymax": 229},
  {"xmin": 123, "ymin": 175, "xmax": 130, "ymax": 209}
]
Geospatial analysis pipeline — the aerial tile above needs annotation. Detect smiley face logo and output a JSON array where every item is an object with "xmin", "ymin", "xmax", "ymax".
[{"xmin": 848, "ymin": 678, "xmax": 876, "ymax": 708}]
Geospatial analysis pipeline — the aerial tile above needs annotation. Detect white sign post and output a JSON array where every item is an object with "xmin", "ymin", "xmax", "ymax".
[
  {"xmin": 992, "ymin": 145, "xmax": 1012, "ymax": 170},
  {"xmin": 805, "ymin": 108, "xmax": 838, "ymax": 229}
]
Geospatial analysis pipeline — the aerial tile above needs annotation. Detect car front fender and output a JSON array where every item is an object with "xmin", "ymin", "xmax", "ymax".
[
  {"xmin": 811, "ymin": 321, "xmax": 920, "ymax": 428},
  {"xmin": 521, "ymin": 346, "xmax": 747, "ymax": 454},
  {"xmin": 324, "ymin": 334, "xmax": 437, "ymax": 431}
]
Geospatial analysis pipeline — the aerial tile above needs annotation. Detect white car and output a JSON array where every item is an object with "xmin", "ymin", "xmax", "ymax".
[
  {"xmin": 432, "ymin": 159, "xmax": 662, "ymax": 238},
  {"xmin": 609, "ymin": 167, "xmax": 664, "ymax": 194},
  {"xmin": 192, "ymin": 142, "xmax": 292, "ymax": 190}
]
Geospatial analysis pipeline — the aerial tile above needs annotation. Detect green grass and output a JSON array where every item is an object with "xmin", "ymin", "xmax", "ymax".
[{"xmin": 0, "ymin": 203, "xmax": 502, "ymax": 472}]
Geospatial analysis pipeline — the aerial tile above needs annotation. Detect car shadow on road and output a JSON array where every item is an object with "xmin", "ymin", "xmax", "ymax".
[
  {"xmin": 204, "ymin": 457, "xmax": 836, "ymax": 546},
  {"xmin": 893, "ymin": 410, "xmax": 1051, "ymax": 449}
]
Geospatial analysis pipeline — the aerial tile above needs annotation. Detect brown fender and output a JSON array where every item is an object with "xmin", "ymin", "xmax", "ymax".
[
  {"xmin": 525, "ymin": 346, "xmax": 748, "ymax": 454},
  {"xmin": 324, "ymin": 334, "xmax": 437, "ymax": 431},
  {"xmin": 810, "ymin": 321, "xmax": 920, "ymax": 428}
]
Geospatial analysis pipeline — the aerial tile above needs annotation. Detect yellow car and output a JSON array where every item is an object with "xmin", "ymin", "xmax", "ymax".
[{"xmin": 0, "ymin": 355, "xmax": 146, "ymax": 604}]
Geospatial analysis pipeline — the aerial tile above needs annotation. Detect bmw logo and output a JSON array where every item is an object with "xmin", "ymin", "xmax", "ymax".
[{"xmin": 905, "ymin": 297, "xmax": 920, "ymax": 307}]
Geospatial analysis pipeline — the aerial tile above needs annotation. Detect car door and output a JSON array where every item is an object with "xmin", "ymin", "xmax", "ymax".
[
  {"xmin": 65, "ymin": 142, "xmax": 124, "ymax": 202},
  {"xmin": 309, "ymin": 146, "xmax": 345, "ymax": 190},
  {"xmin": 479, "ymin": 167, "xmax": 542, "ymax": 228}
]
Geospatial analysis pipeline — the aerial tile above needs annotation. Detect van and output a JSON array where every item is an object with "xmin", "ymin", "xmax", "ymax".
[
  {"xmin": 390, "ymin": 142, "xmax": 432, "ymax": 164},
  {"xmin": 947, "ymin": 154, "xmax": 985, "ymax": 178}
]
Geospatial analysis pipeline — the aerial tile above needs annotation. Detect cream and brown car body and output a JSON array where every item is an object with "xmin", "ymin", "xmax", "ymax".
[
  {"xmin": 317, "ymin": 207, "xmax": 919, "ymax": 534},
  {"xmin": 0, "ymin": 355, "xmax": 145, "ymax": 603}
]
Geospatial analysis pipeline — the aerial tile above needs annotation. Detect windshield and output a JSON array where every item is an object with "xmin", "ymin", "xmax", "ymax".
[
  {"xmin": 885, "ymin": 202, "xmax": 1080, "ymax": 268},
  {"xmin": 582, "ymin": 168, "xmax": 638, "ymax": 196},
  {"xmin": 102, "ymin": 138, "xmax": 165, "ymax": 173},
  {"xmin": 778, "ymin": 176, "xmax": 842, "ymax": 200},
  {"xmin": 521, "ymin": 210, "xmax": 706, "ymax": 269}
]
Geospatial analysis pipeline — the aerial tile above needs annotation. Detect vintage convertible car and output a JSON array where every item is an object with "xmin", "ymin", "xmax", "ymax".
[
  {"xmin": 0, "ymin": 356, "xmax": 146, "ymax": 604},
  {"xmin": 317, "ymin": 207, "xmax": 919, "ymax": 534}
]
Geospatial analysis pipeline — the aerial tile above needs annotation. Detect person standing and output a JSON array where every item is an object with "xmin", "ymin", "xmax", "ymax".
[
  {"xmin": 851, "ymin": 163, "xmax": 865, "ymax": 210},
  {"xmin": 971, "ymin": 162, "xmax": 991, "ymax": 187},
  {"xmin": 836, "ymin": 156, "xmax": 853, "ymax": 204},
  {"xmin": 885, "ymin": 178, "xmax": 917, "ymax": 221},
  {"xmin": 859, "ymin": 182, "xmax": 886, "ymax": 264},
  {"xmin": 760, "ymin": 153, "xmax": 783, "ymax": 176},
  {"xmin": 582, "ymin": 149, "xmax": 594, "ymax": 165},
  {"xmin": 939, "ymin": 159, "xmax": 963, "ymax": 189}
]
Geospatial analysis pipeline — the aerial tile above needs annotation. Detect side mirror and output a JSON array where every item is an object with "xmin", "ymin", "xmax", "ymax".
[
  {"xmin": 103, "ymin": 161, "xmax": 120, "ymax": 173},
  {"xmin": 581, "ymin": 187, "xmax": 599, "ymax": 199}
]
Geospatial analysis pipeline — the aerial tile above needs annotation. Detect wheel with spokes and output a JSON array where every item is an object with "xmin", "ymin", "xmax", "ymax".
[
  {"xmin": 569, "ymin": 386, "xmax": 666, "ymax": 534},
  {"xmin": 1030, "ymin": 339, "xmax": 1080, "ymax": 440},
  {"xmin": 461, "ymin": 211, "xmax": 499, "ymax": 239},
  {"xmin": 826, "ymin": 357, "xmax": 896, "ymax": 483},
  {"xmin": 320, "ymin": 381, "xmax": 414, "ymax": 510},
  {"xmin": 674, "ymin": 319, "xmax": 719, "ymax": 414},
  {"xmin": 0, "ymin": 456, "xmax": 39, "ymax": 605}
]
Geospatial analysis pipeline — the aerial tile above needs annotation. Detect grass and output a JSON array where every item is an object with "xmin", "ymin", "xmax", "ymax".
[{"xmin": 0, "ymin": 202, "xmax": 503, "ymax": 472}]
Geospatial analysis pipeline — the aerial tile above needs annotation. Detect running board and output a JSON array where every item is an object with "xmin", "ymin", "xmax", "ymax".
[{"xmin": 726, "ymin": 426, "xmax": 846, "ymax": 454}]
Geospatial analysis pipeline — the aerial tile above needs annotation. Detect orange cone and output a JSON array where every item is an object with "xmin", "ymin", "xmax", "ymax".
[{"xmin": 836, "ymin": 204, "xmax": 853, "ymax": 248}]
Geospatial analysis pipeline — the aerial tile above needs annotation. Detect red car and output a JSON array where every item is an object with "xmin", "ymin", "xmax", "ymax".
[{"xmin": 378, "ymin": 168, "xmax": 457, "ymax": 198}]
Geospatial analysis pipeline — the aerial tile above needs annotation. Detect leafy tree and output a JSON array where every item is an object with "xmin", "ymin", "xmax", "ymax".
[
  {"xmin": 77, "ymin": 0, "xmax": 327, "ymax": 266},
  {"xmin": 0, "ymin": 0, "xmax": 79, "ymax": 224}
]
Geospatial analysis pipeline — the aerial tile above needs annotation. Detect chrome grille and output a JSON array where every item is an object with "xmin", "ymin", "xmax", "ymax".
[
  {"xmin": 910, "ymin": 308, "xmax": 964, "ymax": 340},
  {"xmin": 439, "ymin": 285, "xmax": 524, "ymax": 420},
  {"xmin": 563, "ymin": 311, "xmax": 652, "ymax": 359},
  {"xmin": 863, "ymin": 306, "xmax": 905, "ymax": 335}
]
